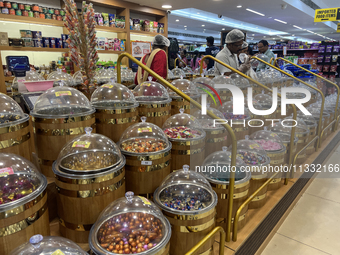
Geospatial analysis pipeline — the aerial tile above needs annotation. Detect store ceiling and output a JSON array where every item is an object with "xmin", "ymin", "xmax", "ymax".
[{"xmin": 127, "ymin": 0, "xmax": 340, "ymax": 43}]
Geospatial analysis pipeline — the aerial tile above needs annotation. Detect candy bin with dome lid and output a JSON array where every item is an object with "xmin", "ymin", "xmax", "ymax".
[
  {"xmin": 30, "ymin": 86, "xmax": 96, "ymax": 178},
  {"xmin": 0, "ymin": 153, "xmax": 49, "ymax": 255},
  {"xmin": 206, "ymin": 67, "xmax": 216, "ymax": 79},
  {"xmin": 53, "ymin": 127, "xmax": 126, "ymax": 243},
  {"xmin": 0, "ymin": 93, "xmax": 31, "ymax": 160},
  {"xmin": 250, "ymin": 128, "xmax": 286, "ymax": 190},
  {"xmin": 182, "ymin": 66, "xmax": 194, "ymax": 80},
  {"xmin": 171, "ymin": 67, "xmax": 186, "ymax": 80},
  {"xmin": 167, "ymin": 69, "xmax": 175, "ymax": 83},
  {"xmin": 90, "ymin": 191, "xmax": 171, "ymax": 255},
  {"xmin": 91, "ymin": 82, "xmax": 139, "ymax": 143},
  {"xmin": 47, "ymin": 68, "xmax": 75, "ymax": 87},
  {"xmin": 9, "ymin": 235, "xmax": 88, "ymax": 255},
  {"xmin": 169, "ymin": 79, "xmax": 200, "ymax": 115},
  {"xmin": 230, "ymin": 73, "xmax": 251, "ymax": 96},
  {"xmin": 201, "ymin": 147, "xmax": 251, "ymax": 234},
  {"xmin": 231, "ymin": 136, "xmax": 270, "ymax": 209},
  {"xmin": 163, "ymin": 109, "xmax": 206, "ymax": 172},
  {"xmin": 133, "ymin": 80, "xmax": 172, "ymax": 128},
  {"xmin": 254, "ymin": 90, "xmax": 280, "ymax": 120},
  {"xmin": 192, "ymin": 105, "xmax": 228, "ymax": 158},
  {"xmin": 118, "ymin": 117, "xmax": 171, "ymax": 197},
  {"xmin": 282, "ymin": 117, "xmax": 310, "ymax": 165},
  {"xmin": 307, "ymin": 106, "xmax": 330, "ymax": 142},
  {"xmin": 154, "ymin": 165, "xmax": 217, "ymax": 255},
  {"xmin": 211, "ymin": 75, "xmax": 234, "ymax": 102},
  {"xmin": 11, "ymin": 70, "xmax": 45, "ymax": 95},
  {"xmin": 219, "ymin": 101, "xmax": 251, "ymax": 146},
  {"xmin": 191, "ymin": 76, "xmax": 217, "ymax": 109}
]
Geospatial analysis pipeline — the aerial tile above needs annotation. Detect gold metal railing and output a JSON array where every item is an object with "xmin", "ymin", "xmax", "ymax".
[
  {"xmin": 185, "ymin": 226, "xmax": 226, "ymax": 255},
  {"xmin": 253, "ymin": 56, "xmax": 325, "ymax": 149},
  {"xmin": 117, "ymin": 53, "xmax": 237, "ymax": 243},
  {"xmin": 274, "ymin": 57, "xmax": 340, "ymax": 131},
  {"xmin": 292, "ymin": 135, "xmax": 319, "ymax": 165},
  {"xmin": 175, "ymin": 57, "xmax": 187, "ymax": 68}
]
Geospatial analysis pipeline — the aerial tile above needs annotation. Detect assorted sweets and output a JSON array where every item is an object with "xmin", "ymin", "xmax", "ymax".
[
  {"xmin": 219, "ymin": 101, "xmax": 250, "ymax": 120},
  {"xmin": 0, "ymin": 93, "xmax": 29, "ymax": 127},
  {"xmin": 154, "ymin": 165, "xmax": 217, "ymax": 213},
  {"xmin": 250, "ymin": 129, "xmax": 285, "ymax": 152},
  {"xmin": 121, "ymin": 139, "xmax": 167, "ymax": 153},
  {"xmin": 89, "ymin": 192, "xmax": 171, "ymax": 255}
]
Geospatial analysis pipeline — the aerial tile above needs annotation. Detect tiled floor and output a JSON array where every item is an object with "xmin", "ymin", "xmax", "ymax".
[{"xmin": 261, "ymin": 144, "xmax": 340, "ymax": 255}]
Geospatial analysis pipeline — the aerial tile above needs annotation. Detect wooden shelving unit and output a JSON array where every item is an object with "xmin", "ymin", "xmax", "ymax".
[{"xmin": 0, "ymin": 1, "xmax": 168, "ymax": 94}]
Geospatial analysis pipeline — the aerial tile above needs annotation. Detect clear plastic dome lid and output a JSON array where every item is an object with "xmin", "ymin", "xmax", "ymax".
[
  {"xmin": 168, "ymin": 69, "xmax": 174, "ymax": 79},
  {"xmin": 73, "ymin": 70, "xmax": 84, "ymax": 85},
  {"xmin": 292, "ymin": 113, "xmax": 317, "ymax": 127},
  {"xmin": 95, "ymin": 69, "xmax": 117, "ymax": 85},
  {"xmin": 230, "ymin": 73, "xmax": 250, "ymax": 88},
  {"xmin": 0, "ymin": 153, "xmax": 47, "ymax": 213},
  {"xmin": 233, "ymin": 136, "xmax": 267, "ymax": 156},
  {"xmin": 219, "ymin": 101, "xmax": 250, "ymax": 120},
  {"xmin": 30, "ymin": 86, "xmax": 95, "ymax": 118},
  {"xmin": 47, "ymin": 69, "xmax": 75, "ymax": 87},
  {"xmin": 206, "ymin": 67, "xmax": 215, "ymax": 76},
  {"xmin": 283, "ymin": 117, "xmax": 310, "ymax": 135},
  {"xmin": 274, "ymin": 132, "xmax": 298, "ymax": 144},
  {"xmin": 12, "ymin": 70, "xmax": 45, "ymax": 90},
  {"xmin": 0, "ymin": 93, "xmax": 29, "ymax": 127},
  {"xmin": 251, "ymin": 54, "xmax": 269, "ymax": 69},
  {"xmin": 154, "ymin": 165, "xmax": 217, "ymax": 214},
  {"xmin": 194, "ymin": 67, "xmax": 205, "ymax": 75},
  {"xmin": 169, "ymin": 79, "xmax": 200, "ymax": 99},
  {"xmin": 133, "ymin": 81, "xmax": 171, "ymax": 104},
  {"xmin": 9, "ymin": 235, "xmax": 88, "ymax": 255},
  {"xmin": 91, "ymin": 83, "xmax": 138, "ymax": 109},
  {"xmin": 54, "ymin": 127, "xmax": 125, "ymax": 178},
  {"xmin": 192, "ymin": 77, "xmax": 214, "ymax": 94},
  {"xmin": 250, "ymin": 128, "xmax": 285, "ymax": 152},
  {"xmin": 118, "ymin": 117, "xmax": 170, "ymax": 155},
  {"xmin": 171, "ymin": 67, "xmax": 186, "ymax": 78},
  {"xmin": 201, "ymin": 147, "xmax": 250, "ymax": 184},
  {"xmin": 89, "ymin": 191, "xmax": 171, "ymax": 255},
  {"xmin": 182, "ymin": 66, "xmax": 193, "ymax": 75},
  {"xmin": 163, "ymin": 109, "xmax": 206, "ymax": 141},
  {"xmin": 211, "ymin": 75, "xmax": 234, "ymax": 88},
  {"xmin": 254, "ymin": 91, "xmax": 274, "ymax": 108},
  {"xmin": 192, "ymin": 105, "xmax": 225, "ymax": 130}
]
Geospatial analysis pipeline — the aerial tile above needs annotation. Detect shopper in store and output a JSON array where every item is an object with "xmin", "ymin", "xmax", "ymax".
[
  {"xmin": 176, "ymin": 50, "xmax": 188, "ymax": 68},
  {"xmin": 191, "ymin": 50, "xmax": 200, "ymax": 70},
  {"xmin": 256, "ymin": 40, "xmax": 275, "ymax": 71},
  {"xmin": 135, "ymin": 34, "xmax": 170, "ymax": 84},
  {"xmin": 214, "ymin": 29, "xmax": 251, "ymax": 76},
  {"xmin": 205, "ymin": 36, "xmax": 220, "ymax": 70}
]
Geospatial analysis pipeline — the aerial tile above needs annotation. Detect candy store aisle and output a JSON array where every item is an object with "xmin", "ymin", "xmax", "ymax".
[{"xmin": 260, "ymin": 144, "xmax": 340, "ymax": 255}]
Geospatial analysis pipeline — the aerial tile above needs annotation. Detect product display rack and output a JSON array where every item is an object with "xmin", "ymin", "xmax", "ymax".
[{"xmin": 0, "ymin": 0, "xmax": 168, "ymax": 94}]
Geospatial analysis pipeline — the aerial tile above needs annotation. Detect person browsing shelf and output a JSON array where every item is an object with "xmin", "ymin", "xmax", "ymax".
[{"xmin": 256, "ymin": 40, "xmax": 275, "ymax": 72}]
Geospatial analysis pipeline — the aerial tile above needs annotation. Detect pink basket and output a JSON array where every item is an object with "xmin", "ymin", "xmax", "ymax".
[{"xmin": 23, "ymin": 80, "xmax": 54, "ymax": 92}]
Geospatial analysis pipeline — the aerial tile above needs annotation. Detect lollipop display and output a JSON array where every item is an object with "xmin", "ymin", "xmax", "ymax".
[
  {"xmin": 89, "ymin": 192, "xmax": 171, "ymax": 255},
  {"xmin": 0, "ymin": 154, "xmax": 49, "ymax": 255},
  {"xmin": 133, "ymin": 81, "xmax": 172, "ymax": 128},
  {"xmin": 118, "ymin": 117, "xmax": 172, "ymax": 196},
  {"xmin": 169, "ymin": 79, "xmax": 200, "ymax": 115},
  {"xmin": 154, "ymin": 165, "xmax": 217, "ymax": 254},
  {"xmin": 163, "ymin": 109, "xmax": 206, "ymax": 171},
  {"xmin": 201, "ymin": 147, "xmax": 251, "ymax": 231}
]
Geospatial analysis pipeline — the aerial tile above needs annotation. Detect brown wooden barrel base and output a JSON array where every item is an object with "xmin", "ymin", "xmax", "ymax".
[
  {"xmin": 249, "ymin": 176, "xmax": 268, "ymax": 209},
  {"xmin": 267, "ymin": 178, "xmax": 283, "ymax": 191},
  {"xmin": 205, "ymin": 129, "xmax": 228, "ymax": 158},
  {"xmin": 137, "ymin": 103, "xmax": 171, "ymax": 128}
]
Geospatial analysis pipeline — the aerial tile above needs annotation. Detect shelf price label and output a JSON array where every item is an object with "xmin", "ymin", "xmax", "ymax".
[{"xmin": 314, "ymin": 8, "xmax": 340, "ymax": 22}]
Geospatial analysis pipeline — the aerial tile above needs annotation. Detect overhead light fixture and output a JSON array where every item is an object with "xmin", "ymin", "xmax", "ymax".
[
  {"xmin": 293, "ymin": 25, "xmax": 303, "ymax": 29},
  {"xmin": 176, "ymin": 19, "xmax": 179, "ymax": 22},
  {"xmin": 274, "ymin": 19, "xmax": 287, "ymax": 24},
  {"xmin": 161, "ymin": 5, "xmax": 172, "ymax": 8},
  {"xmin": 237, "ymin": 5, "xmax": 242, "ymax": 8},
  {"xmin": 197, "ymin": 12, "xmax": 200, "ymax": 14},
  {"xmin": 222, "ymin": 18, "xmax": 224, "ymax": 20},
  {"xmin": 184, "ymin": 25, "xmax": 187, "ymax": 27},
  {"xmin": 185, "ymin": 28, "xmax": 187, "ymax": 30},
  {"xmin": 202, "ymin": 24, "xmax": 205, "ymax": 27},
  {"xmin": 222, "ymin": 28, "xmax": 225, "ymax": 30},
  {"xmin": 246, "ymin": 8, "xmax": 265, "ymax": 16}
]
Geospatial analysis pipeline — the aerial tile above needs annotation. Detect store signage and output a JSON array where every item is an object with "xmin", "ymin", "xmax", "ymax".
[
  {"xmin": 337, "ymin": 23, "xmax": 340, "ymax": 33},
  {"xmin": 314, "ymin": 8, "xmax": 340, "ymax": 22}
]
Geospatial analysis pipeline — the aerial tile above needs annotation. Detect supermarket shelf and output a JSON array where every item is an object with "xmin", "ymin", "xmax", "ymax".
[
  {"xmin": 130, "ymin": 30, "xmax": 165, "ymax": 36},
  {"xmin": 0, "ymin": 14, "xmax": 64, "ymax": 27},
  {"xmin": 0, "ymin": 46, "xmax": 69, "ymax": 52},
  {"xmin": 96, "ymin": 26, "xmax": 127, "ymax": 33},
  {"xmin": 98, "ymin": 50, "xmax": 125, "ymax": 54},
  {"xmin": 253, "ymin": 48, "xmax": 319, "ymax": 52}
]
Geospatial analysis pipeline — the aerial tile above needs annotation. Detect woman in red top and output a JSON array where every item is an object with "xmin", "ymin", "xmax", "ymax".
[{"xmin": 135, "ymin": 34, "xmax": 170, "ymax": 85}]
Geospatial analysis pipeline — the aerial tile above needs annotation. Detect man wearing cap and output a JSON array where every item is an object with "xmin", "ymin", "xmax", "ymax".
[
  {"xmin": 214, "ymin": 29, "xmax": 251, "ymax": 76},
  {"xmin": 135, "ymin": 34, "xmax": 170, "ymax": 84}
]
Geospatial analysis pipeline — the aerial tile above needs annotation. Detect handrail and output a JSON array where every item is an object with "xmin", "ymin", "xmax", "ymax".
[
  {"xmin": 175, "ymin": 57, "xmax": 187, "ymax": 67},
  {"xmin": 275, "ymin": 57, "xmax": 340, "ymax": 132},
  {"xmin": 199, "ymin": 55, "xmax": 297, "ymax": 240},
  {"xmin": 270, "ymin": 57, "xmax": 275, "ymax": 65},
  {"xmin": 292, "ymin": 135, "xmax": 319, "ymax": 167},
  {"xmin": 233, "ymin": 172, "xmax": 279, "ymax": 241},
  {"xmin": 117, "ymin": 53, "xmax": 238, "ymax": 242},
  {"xmin": 185, "ymin": 226, "xmax": 226, "ymax": 255},
  {"xmin": 252, "ymin": 56, "xmax": 325, "ymax": 149}
]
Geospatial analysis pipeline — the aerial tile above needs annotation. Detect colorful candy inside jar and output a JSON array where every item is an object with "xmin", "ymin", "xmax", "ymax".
[
  {"xmin": 219, "ymin": 101, "xmax": 250, "ymax": 120},
  {"xmin": 237, "ymin": 151, "xmax": 267, "ymax": 165},
  {"xmin": 121, "ymin": 138, "xmax": 166, "ymax": 153},
  {"xmin": 164, "ymin": 126, "xmax": 201, "ymax": 139},
  {"xmin": 255, "ymin": 139, "xmax": 283, "ymax": 151}
]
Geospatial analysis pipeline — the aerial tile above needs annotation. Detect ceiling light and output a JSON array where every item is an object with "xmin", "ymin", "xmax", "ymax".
[
  {"xmin": 237, "ymin": 5, "xmax": 242, "ymax": 8},
  {"xmin": 268, "ymin": 17, "xmax": 272, "ymax": 19},
  {"xmin": 292, "ymin": 34, "xmax": 295, "ymax": 36},
  {"xmin": 222, "ymin": 28, "xmax": 225, "ymax": 30},
  {"xmin": 222, "ymin": 18, "xmax": 224, "ymax": 20},
  {"xmin": 184, "ymin": 25, "xmax": 187, "ymax": 27},
  {"xmin": 185, "ymin": 28, "xmax": 187, "ymax": 30},
  {"xmin": 293, "ymin": 25, "xmax": 303, "ymax": 29},
  {"xmin": 274, "ymin": 19, "xmax": 287, "ymax": 24},
  {"xmin": 197, "ymin": 12, "xmax": 200, "ymax": 14},
  {"xmin": 161, "ymin": 5, "xmax": 172, "ymax": 8},
  {"xmin": 246, "ymin": 8, "xmax": 265, "ymax": 16},
  {"xmin": 252, "ymin": 34, "xmax": 255, "ymax": 36},
  {"xmin": 204, "ymin": 29, "xmax": 206, "ymax": 30},
  {"xmin": 176, "ymin": 19, "xmax": 179, "ymax": 22},
  {"xmin": 202, "ymin": 24, "xmax": 205, "ymax": 27}
]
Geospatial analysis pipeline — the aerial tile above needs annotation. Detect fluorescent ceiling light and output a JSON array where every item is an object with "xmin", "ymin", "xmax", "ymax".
[
  {"xmin": 202, "ymin": 24, "xmax": 205, "ymax": 27},
  {"xmin": 176, "ymin": 19, "xmax": 179, "ymax": 22},
  {"xmin": 293, "ymin": 25, "xmax": 303, "ymax": 29},
  {"xmin": 274, "ymin": 19, "xmax": 287, "ymax": 24},
  {"xmin": 184, "ymin": 25, "xmax": 187, "ymax": 27},
  {"xmin": 162, "ymin": 5, "xmax": 172, "ymax": 8},
  {"xmin": 222, "ymin": 28, "xmax": 225, "ymax": 30},
  {"xmin": 246, "ymin": 8, "xmax": 265, "ymax": 16},
  {"xmin": 237, "ymin": 5, "xmax": 242, "ymax": 8}
]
